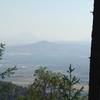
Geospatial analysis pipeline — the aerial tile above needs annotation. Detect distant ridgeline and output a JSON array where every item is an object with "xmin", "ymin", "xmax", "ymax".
[
  {"xmin": 2, "ymin": 41, "xmax": 90, "ymax": 66},
  {"xmin": 0, "ymin": 41, "xmax": 90, "ymax": 86}
]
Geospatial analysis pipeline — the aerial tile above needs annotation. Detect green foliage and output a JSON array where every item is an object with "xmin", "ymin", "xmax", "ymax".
[
  {"xmin": 0, "ymin": 64, "xmax": 88, "ymax": 100},
  {"xmin": 0, "ymin": 81, "xmax": 27, "ymax": 100},
  {"xmin": 58, "ymin": 64, "xmax": 84, "ymax": 100},
  {"xmin": 25, "ymin": 65, "xmax": 85, "ymax": 100},
  {"xmin": 0, "ymin": 43, "xmax": 17, "ymax": 79},
  {"xmin": 0, "ymin": 43, "xmax": 19, "ymax": 100},
  {"xmin": 0, "ymin": 66, "xmax": 17, "ymax": 79},
  {"xmin": 26, "ymin": 67, "xmax": 62, "ymax": 100},
  {"xmin": 18, "ymin": 96, "xmax": 27, "ymax": 100},
  {"xmin": 0, "ymin": 81, "xmax": 16, "ymax": 100}
]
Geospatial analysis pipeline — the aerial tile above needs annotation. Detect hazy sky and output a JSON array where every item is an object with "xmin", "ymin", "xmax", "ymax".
[{"xmin": 0, "ymin": 0, "xmax": 93, "ymax": 45}]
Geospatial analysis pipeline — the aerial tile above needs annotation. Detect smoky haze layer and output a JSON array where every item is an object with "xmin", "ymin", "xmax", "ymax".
[
  {"xmin": 2, "ymin": 41, "xmax": 90, "ymax": 66},
  {"xmin": 0, "ymin": 41, "xmax": 90, "ymax": 84}
]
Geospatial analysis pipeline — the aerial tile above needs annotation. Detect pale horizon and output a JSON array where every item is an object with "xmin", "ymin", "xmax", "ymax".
[{"xmin": 0, "ymin": 0, "xmax": 93, "ymax": 45}]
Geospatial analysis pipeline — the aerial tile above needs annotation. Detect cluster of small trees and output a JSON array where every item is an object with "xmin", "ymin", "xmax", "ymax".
[
  {"xmin": 19, "ymin": 65, "xmax": 87, "ymax": 100},
  {"xmin": 0, "ymin": 65, "xmax": 88, "ymax": 100}
]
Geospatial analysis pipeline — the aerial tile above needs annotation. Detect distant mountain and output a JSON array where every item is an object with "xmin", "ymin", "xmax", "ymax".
[{"xmin": 2, "ymin": 41, "xmax": 91, "ymax": 68}]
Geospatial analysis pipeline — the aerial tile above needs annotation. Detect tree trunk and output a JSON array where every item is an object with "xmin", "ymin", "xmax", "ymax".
[{"xmin": 89, "ymin": 0, "xmax": 100, "ymax": 100}]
